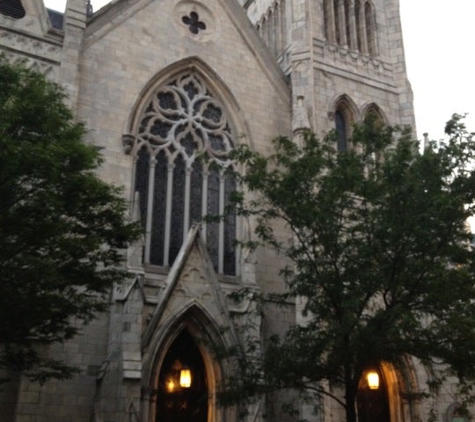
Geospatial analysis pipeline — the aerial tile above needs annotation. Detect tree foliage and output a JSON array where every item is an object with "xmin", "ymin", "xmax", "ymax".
[
  {"xmin": 0, "ymin": 58, "xmax": 140, "ymax": 383},
  {"xmin": 223, "ymin": 115, "xmax": 475, "ymax": 421}
]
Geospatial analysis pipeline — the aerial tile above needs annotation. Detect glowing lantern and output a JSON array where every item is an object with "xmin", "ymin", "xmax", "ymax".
[
  {"xmin": 166, "ymin": 379, "xmax": 175, "ymax": 393},
  {"xmin": 367, "ymin": 371, "xmax": 379, "ymax": 390},
  {"xmin": 180, "ymin": 368, "xmax": 192, "ymax": 388}
]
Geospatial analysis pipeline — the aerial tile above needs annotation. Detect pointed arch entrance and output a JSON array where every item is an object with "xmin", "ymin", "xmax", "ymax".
[
  {"xmin": 357, "ymin": 366, "xmax": 390, "ymax": 422},
  {"xmin": 143, "ymin": 300, "xmax": 239, "ymax": 422},
  {"xmin": 156, "ymin": 329, "xmax": 208, "ymax": 422},
  {"xmin": 354, "ymin": 360, "xmax": 418, "ymax": 422}
]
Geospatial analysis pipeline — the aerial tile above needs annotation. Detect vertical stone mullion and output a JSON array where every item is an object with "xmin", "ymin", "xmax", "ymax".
[
  {"xmin": 267, "ymin": 12, "xmax": 273, "ymax": 51},
  {"xmin": 337, "ymin": 0, "xmax": 347, "ymax": 47},
  {"xmin": 274, "ymin": 4, "xmax": 280, "ymax": 56},
  {"xmin": 218, "ymin": 173, "xmax": 225, "ymax": 274},
  {"xmin": 365, "ymin": 2, "xmax": 377, "ymax": 56},
  {"xmin": 183, "ymin": 166, "xmax": 192, "ymax": 243},
  {"xmin": 163, "ymin": 163, "xmax": 174, "ymax": 267},
  {"xmin": 359, "ymin": 0, "xmax": 368, "ymax": 54},
  {"xmin": 144, "ymin": 157, "xmax": 157, "ymax": 264},
  {"xmin": 280, "ymin": 0, "xmax": 287, "ymax": 51},
  {"xmin": 202, "ymin": 169, "xmax": 209, "ymax": 242},
  {"xmin": 326, "ymin": 0, "xmax": 336, "ymax": 44},
  {"xmin": 349, "ymin": 0, "xmax": 358, "ymax": 50}
]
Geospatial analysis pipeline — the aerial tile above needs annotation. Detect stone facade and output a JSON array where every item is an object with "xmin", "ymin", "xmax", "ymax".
[{"xmin": 1, "ymin": 0, "xmax": 460, "ymax": 421}]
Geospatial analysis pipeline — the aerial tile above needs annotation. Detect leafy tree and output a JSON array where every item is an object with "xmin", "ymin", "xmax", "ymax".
[
  {"xmin": 0, "ymin": 58, "xmax": 139, "ymax": 383},
  {"xmin": 223, "ymin": 115, "xmax": 475, "ymax": 422}
]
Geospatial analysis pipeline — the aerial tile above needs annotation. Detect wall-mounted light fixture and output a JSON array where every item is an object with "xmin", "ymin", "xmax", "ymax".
[
  {"xmin": 166, "ymin": 379, "xmax": 176, "ymax": 393},
  {"xmin": 367, "ymin": 371, "xmax": 380, "ymax": 390},
  {"xmin": 165, "ymin": 360, "xmax": 192, "ymax": 392},
  {"xmin": 180, "ymin": 367, "xmax": 192, "ymax": 388}
]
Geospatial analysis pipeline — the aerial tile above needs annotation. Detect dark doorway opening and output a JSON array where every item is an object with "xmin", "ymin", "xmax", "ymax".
[
  {"xmin": 356, "ymin": 367, "xmax": 391, "ymax": 422},
  {"xmin": 156, "ymin": 329, "xmax": 208, "ymax": 422}
]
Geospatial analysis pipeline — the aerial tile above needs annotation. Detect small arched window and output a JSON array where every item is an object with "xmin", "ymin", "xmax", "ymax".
[
  {"xmin": 363, "ymin": 104, "xmax": 385, "ymax": 125},
  {"xmin": 334, "ymin": 97, "xmax": 355, "ymax": 152},
  {"xmin": 335, "ymin": 109, "xmax": 348, "ymax": 151},
  {"xmin": 133, "ymin": 72, "xmax": 236, "ymax": 276}
]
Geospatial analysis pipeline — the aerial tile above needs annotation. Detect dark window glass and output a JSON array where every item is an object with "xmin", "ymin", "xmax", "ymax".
[
  {"xmin": 135, "ymin": 146, "xmax": 150, "ymax": 227},
  {"xmin": 150, "ymin": 150, "xmax": 168, "ymax": 266},
  {"xmin": 224, "ymin": 173, "xmax": 236, "ymax": 276},
  {"xmin": 170, "ymin": 154, "xmax": 186, "ymax": 264},
  {"xmin": 207, "ymin": 167, "xmax": 220, "ymax": 272},
  {"xmin": 190, "ymin": 160, "xmax": 203, "ymax": 226},
  {"xmin": 335, "ymin": 110, "xmax": 348, "ymax": 151}
]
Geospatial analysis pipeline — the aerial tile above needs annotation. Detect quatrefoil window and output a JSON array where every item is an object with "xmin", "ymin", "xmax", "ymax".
[{"xmin": 182, "ymin": 11, "xmax": 206, "ymax": 35}]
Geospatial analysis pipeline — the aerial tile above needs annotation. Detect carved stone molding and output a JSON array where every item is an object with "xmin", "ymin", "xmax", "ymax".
[
  {"xmin": 1, "ymin": 50, "xmax": 57, "ymax": 75},
  {"xmin": 0, "ymin": 30, "xmax": 61, "ymax": 63},
  {"xmin": 324, "ymin": 43, "xmax": 391, "ymax": 75},
  {"xmin": 122, "ymin": 133, "xmax": 136, "ymax": 155}
]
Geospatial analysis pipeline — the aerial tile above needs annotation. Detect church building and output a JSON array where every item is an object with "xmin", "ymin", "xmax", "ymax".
[{"xmin": 0, "ymin": 0, "xmax": 463, "ymax": 421}]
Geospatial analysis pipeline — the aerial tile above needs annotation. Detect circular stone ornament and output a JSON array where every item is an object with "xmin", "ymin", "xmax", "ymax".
[{"xmin": 174, "ymin": 1, "xmax": 217, "ymax": 42}]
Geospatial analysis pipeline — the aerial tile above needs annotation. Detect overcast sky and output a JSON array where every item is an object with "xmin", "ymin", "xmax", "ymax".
[
  {"xmin": 44, "ymin": 0, "xmax": 474, "ymax": 141},
  {"xmin": 399, "ymin": 0, "xmax": 474, "ymax": 140}
]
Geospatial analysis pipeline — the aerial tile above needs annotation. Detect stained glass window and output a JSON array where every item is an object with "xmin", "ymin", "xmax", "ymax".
[{"xmin": 133, "ymin": 73, "xmax": 236, "ymax": 276}]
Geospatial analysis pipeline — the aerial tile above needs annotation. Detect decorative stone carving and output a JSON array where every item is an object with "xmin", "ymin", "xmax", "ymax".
[
  {"xmin": 1, "ymin": 50, "xmax": 56, "ymax": 75},
  {"xmin": 174, "ymin": 1, "xmax": 217, "ymax": 41},
  {"xmin": 0, "ymin": 30, "xmax": 61, "ymax": 63},
  {"xmin": 122, "ymin": 134, "xmax": 135, "ymax": 155}
]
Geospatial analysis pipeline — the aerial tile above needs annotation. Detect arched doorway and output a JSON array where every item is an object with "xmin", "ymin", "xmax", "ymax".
[
  {"xmin": 156, "ymin": 329, "xmax": 208, "ymax": 422},
  {"xmin": 356, "ymin": 367, "xmax": 391, "ymax": 422}
]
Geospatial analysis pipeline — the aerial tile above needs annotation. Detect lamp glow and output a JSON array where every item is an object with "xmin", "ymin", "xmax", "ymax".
[
  {"xmin": 166, "ymin": 379, "xmax": 175, "ymax": 393},
  {"xmin": 367, "ymin": 371, "xmax": 379, "ymax": 390},
  {"xmin": 180, "ymin": 368, "xmax": 192, "ymax": 388}
]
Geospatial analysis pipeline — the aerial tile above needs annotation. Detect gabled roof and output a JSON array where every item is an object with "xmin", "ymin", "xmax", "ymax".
[
  {"xmin": 82, "ymin": 0, "xmax": 289, "ymax": 102},
  {"xmin": 142, "ymin": 224, "xmax": 237, "ymax": 350},
  {"xmin": 47, "ymin": 8, "xmax": 63, "ymax": 30}
]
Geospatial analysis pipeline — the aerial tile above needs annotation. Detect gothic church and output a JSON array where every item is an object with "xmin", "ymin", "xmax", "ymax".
[{"xmin": 0, "ymin": 0, "xmax": 461, "ymax": 421}]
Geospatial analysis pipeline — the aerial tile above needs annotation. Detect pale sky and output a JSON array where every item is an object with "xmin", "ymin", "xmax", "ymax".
[
  {"xmin": 399, "ymin": 0, "xmax": 475, "ymax": 140},
  {"xmin": 44, "ymin": 0, "xmax": 474, "ymax": 142}
]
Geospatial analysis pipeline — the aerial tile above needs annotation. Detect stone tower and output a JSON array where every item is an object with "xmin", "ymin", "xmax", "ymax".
[{"xmin": 244, "ymin": 0, "xmax": 415, "ymax": 138}]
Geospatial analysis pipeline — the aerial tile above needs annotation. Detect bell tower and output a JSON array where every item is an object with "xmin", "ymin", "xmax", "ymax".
[{"xmin": 243, "ymin": 0, "xmax": 415, "ymax": 138}]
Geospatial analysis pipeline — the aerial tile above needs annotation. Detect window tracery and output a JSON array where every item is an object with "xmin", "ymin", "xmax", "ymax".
[{"xmin": 133, "ymin": 72, "xmax": 236, "ymax": 276}]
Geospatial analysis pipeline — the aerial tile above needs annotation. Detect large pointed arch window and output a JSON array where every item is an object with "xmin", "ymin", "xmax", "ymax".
[{"xmin": 133, "ymin": 72, "xmax": 237, "ymax": 276}]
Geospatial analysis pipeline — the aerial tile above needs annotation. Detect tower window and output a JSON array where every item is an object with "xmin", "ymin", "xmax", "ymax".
[
  {"xmin": 134, "ymin": 72, "xmax": 236, "ymax": 276},
  {"xmin": 335, "ymin": 109, "xmax": 348, "ymax": 151}
]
